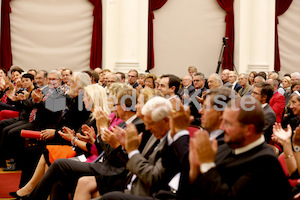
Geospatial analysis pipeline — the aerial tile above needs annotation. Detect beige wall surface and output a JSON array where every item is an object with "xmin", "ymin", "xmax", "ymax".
[
  {"xmin": 3, "ymin": 0, "xmax": 299, "ymax": 77},
  {"xmin": 278, "ymin": 0, "xmax": 300, "ymax": 76},
  {"xmin": 149, "ymin": 0, "xmax": 226, "ymax": 79},
  {"xmin": 10, "ymin": 0, "xmax": 93, "ymax": 72}
]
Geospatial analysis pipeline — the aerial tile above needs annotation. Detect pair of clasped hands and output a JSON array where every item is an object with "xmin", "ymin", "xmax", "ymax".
[{"xmin": 169, "ymin": 98, "xmax": 217, "ymax": 181}]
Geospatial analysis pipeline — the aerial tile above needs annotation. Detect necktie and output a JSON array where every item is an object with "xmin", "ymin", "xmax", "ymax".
[
  {"xmin": 92, "ymin": 151, "xmax": 105, "ymax": 163},
  {"xmin": 29, "ymin": 91, "xmax": 51, "ymax": 122},
  {"xmin": 124, "ymin": 139, "xmax": 160, "ymax": 190}
]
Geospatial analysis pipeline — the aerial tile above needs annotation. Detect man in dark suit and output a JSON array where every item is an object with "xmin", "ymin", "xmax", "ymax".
[
  {"xmin": 156, "ymin": 88, "xmax": 233, "ymax": 200},
  {"xmin": 99, "ymin": 96, "xmax": 176, "ymax": 200},
  {"xmin": 22, "ymin": 88, "xmax": 149, "ymax": 200},
  {"xmin": 251, "ymin": 82, "xmax": 276, "ymax": 143},
  {"xmin": 188, "ymin": 72, "xmax": 207, "ymax": 125},
  {"xmin": 0, "ymin": 71, "xmax": 64, "ymax": 171},
  {"xmin": 228, "ymin": 71, "xmax": 242, "ymax": 93},
  {"xmin": 198, "ymin": 88, "xmax": 234, "ymax": 145},
  {"xmin": 177, "ymin": 75, "xmax": 195, "ymax": 99},
  {"xmin": 127, "ymin": 70, "xmax": 139, "ymax": 89},
  {"xmin": 188, "ymin": 97, "xmax": 292, "ymax": 200}
]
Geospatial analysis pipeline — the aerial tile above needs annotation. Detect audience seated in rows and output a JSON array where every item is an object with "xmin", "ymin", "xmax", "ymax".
[{"xmin": 0, "ymin": 66, "xmax": 299, "ymax": 200}]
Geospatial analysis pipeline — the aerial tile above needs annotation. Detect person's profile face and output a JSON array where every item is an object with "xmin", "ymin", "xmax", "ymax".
[
  {"xmin": 208, "ymin": 76, "xmax": 218, "ymax": 89},
  {"xmin": 220, "ymin": 107, "xmax": 247, "ymax": 149},
  {"xmin": 200, "ymin": 96, "xmax": 222, "ymax": 132},
  {"xmin": 290, "ymin": 95, "xmax": 300, "ymax": 117},
  {"xmin": 144, "ymin": 112, "xmax": 168, "ymax": 140},
  {"xmin": 0, "ymin": 70, "xmax": 5, "ymax": 78},
  {"xmin": 157, "ymin": 77, "xmax": 172, "ymax": 97}
]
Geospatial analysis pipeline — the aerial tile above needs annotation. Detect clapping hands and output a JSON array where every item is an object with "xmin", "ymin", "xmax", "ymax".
[
  {"xmin": 169, "ymin": 97, "xmax": 193, "ymax": 138},
  {"xmin": 272, "ymin": 123, "xmax": 292, "ymax": 146},
  {"xmin": 93, "ymin": 106, "xmax": 110, "ymax": 131},
  {"xmin": 77, "ymin": 124, "xmax": 96, "ymax": 144}
]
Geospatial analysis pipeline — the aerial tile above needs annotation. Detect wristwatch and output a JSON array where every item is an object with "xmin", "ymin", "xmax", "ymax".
[{"xmin": 294, "ymin": 145, "xmax": 300, "ymax": 152}]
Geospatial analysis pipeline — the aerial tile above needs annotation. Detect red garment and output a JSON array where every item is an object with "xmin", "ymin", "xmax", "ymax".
[
  {"xmin": 269, "ymin": 91, "xmax": 285, "ymax": 123},
  {"xmin": 0, "ymin": 109, "xmax": 19, "ymax": 121}
]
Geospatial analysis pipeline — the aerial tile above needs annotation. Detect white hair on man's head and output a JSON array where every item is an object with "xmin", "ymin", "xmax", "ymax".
[
  {"xmin": 141, "ymin": 96, "xmax": 172, "ymax": 122},
  {"xmin": 73, "ymin": 72, "xmax": 92, "ymax": 89},
  {"xmin": 210, "ymin": 73, "xmax": 223, "ymax": 86},
  {"xmin": 183, "ymin": 75, "xmax": 192, "ymax": 80},
  {"xmin": 49, "ymin": 70, "xmax": 62, "ymax": 79},
  {"xmin": 255, "ymin": 76, "xmax": 265, "ymax": 82},
  {"xmin": 291, "ymin": 72, "xmax": 300, "ymax": 79}
]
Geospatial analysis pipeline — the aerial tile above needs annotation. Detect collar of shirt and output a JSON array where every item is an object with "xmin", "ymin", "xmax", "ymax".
[
  {"xmin": 185, "ymin": 84, "xmax": 192, "ymax": 89},
  {"xmin": 168, "ymin": 95, "xmax": 178, "ymax": 101},
  {"xmin": 167, "ymin": 129, "xmax": 189, "ymax": 145},
  {"xmin": 233, "ymin": 135, "xmax": 265, "ymax": 155},
  {"xmin": 209, "ymin": 129, "xmax": 223, "ymax": 140},
  {"xmin": 159, "ymin": 134, "xmax": 168, "ymax": 147},
  {"xmin": 261, "ymin": 103, "xmax": 268, "ymax": 108},
  {"xmin": 232, "ymin": 81, "xmax": 237, "ymax": 88},
  {"xmin": 125, "ymin": 114, "xmax": 137, "ymax": 125}
]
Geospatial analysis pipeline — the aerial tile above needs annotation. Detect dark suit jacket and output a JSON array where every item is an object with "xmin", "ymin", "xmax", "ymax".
[
  {"xmin": 50, "ymin": 95, "xmax": 91, "ymax": 144},
  {"xmin": 189, "ymin": 142, "xmax": 292, "ymax": 200},
  {"xmin": 177, "ymin": 84, "xmax": 195, "ymax": 98},
  {"xmin": 263, "ymin": 104, "xmax": 276, "ymax": 143},
  {"xmin": 132, "ymin": 82, "xmax": 139, "ymax": 89},
  {"xmin": 189, "ymin": 87, "xmax": 207, "ymax": 126},
  {"xmin": 233, "ymin": 82, "xmax": 242, "ymax": 93},
  {"xmin": 127, "ymin": 134, "xmax": 168, "ymax": 196},
  {"xmin": 161, "ymin": 135, "xmax": 190, "ymax": 200},
  {"xmin": 160, "ymin": 130, "xmax": 225, "ymax": 200},
  {"xmin": 32, "ymin": 87, "xmax": 67, "ymax": 130},
  {"xmin": 92, "ymin": 116, "xmax": 150, "ymax": 194}
]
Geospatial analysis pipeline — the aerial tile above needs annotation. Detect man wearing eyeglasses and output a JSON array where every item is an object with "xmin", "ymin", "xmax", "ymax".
[
  {"xmin": 251, "ymin": 81, "xmax": 276, "ymax": 143},
  {"xmin": 188, "ymin": 73, "xmax": 207, "ymax": 125}
]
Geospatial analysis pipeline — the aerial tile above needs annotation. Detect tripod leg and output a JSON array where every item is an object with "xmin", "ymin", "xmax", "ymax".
[{"xmin": 216, "ymin": 44, "xmax": 226, "ymax": 74}]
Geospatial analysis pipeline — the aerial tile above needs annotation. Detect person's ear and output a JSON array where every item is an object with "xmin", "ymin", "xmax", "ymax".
[
  {"xmin": 261, "ymin": 94, "xmax": 267, "ymax": 102},
  {"xmin": 246, "ymin": 124, "xmax": 256, "ymax": 136},
  {"xmin": 170, "ymin": 86, "xmax": 176, "ymax": 92}
]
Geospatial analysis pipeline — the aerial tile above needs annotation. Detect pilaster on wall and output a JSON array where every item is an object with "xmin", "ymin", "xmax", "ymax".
[
  {"xmin": 102, "ymin": 0, "xmax": 148, "ymax": 73},
  {"xmin": 234, "ymin": 0, "xmax": 275, "ymax": 74}
]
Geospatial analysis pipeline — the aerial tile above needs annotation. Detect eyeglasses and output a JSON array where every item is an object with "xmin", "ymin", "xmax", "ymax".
[
  {"xmin": 251, "ymin": 91, "xmax": 261, "ymax": 95},
  {"xmin": 114, "ymin": 103, "xmax": 120, "ymax": 107},
  {"xmin": 128, "ymin": 75, "xmax": 137, "ymax": 78}
]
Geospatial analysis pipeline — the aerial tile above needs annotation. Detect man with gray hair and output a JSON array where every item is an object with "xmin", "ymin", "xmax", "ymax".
[
  {"xmin": 100, "ymin": 96, "xmax": 178, "ymax": 200},
  {"xmin": 177, "ymin": 75, "xmax": 195, "ymax": 98},
  {"xmin": 221, "ymin": 69, "xmax": 231, "ymax": 87},
  {"xmin": 254, "ymin": 75, "xmax": 265, "ymax": 84},
  {"xmin": 207, "ymin": 73, "xmax": 223, "ymax": 90},
  {"xmin": 238, "ymin": 73, "xmax": 252, "ymax": 97},
  {"xmin": 291, "ymin": 72, "xmax": 300, "ymax": 83}
]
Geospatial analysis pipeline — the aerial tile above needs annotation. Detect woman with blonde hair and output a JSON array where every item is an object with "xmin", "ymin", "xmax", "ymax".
[
  {"xmin": 72, "ymin": 88, "xmax": 164, "ymax": 200},
  {"xmin": 144, "ymin": 74, "xmax": 157, "ymax": 89},
  {"xmin": 9, "ymin": 84, "xmax": 110, "ymax": 199},
  {"xmin": 282, "ymin": 76, "xmax": 292, "ymax": 92}
]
